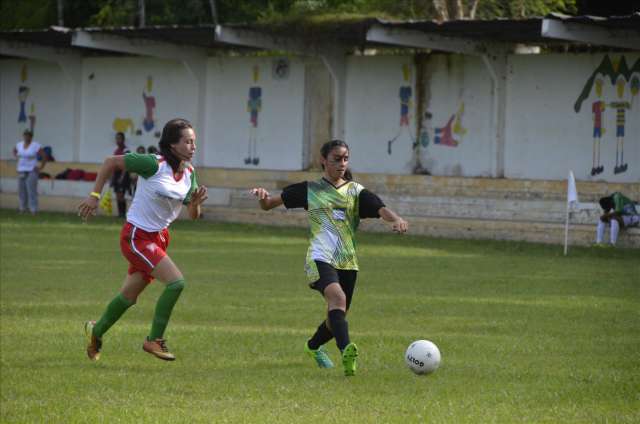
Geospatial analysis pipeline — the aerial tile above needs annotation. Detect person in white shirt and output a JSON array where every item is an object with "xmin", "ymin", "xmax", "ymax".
[
  {"xmin": 13, "ymin": 129, "xmax": 47, "ymax": 214},
  {"xmin": 77, "ymin": 118, "xmax": 208, "ymax": 362}
]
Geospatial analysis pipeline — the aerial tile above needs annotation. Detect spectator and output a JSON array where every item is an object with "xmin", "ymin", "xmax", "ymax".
[
  {"xmin": 111, "ymin": 132, "xmax": 132, "ymax": 218},
  {"xmin": 595, "ymin": 192, "xmax": 639, "ymax": 246},
  {"xmin": 147, "ymin": 145, "xmax": 158, "ymax": 155},
  {"xmin": 13, "ymin": 129, "xmax": 47, "ymax": 215}
]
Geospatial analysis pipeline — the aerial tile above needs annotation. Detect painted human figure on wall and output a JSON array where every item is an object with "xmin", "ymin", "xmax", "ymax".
[
  {"xmin": 28, "ymin": 103, "xmax": 36, "ymax": 133},
  {"xmin": 18, "ymin": 65, "xmax": 30, "ymax": 125},
  {"xmin": 590, "ymin": 78, "xmax": 606, "ymax": 175},
  {"xmin": 142, "ymin": 76, "xmax": 156, "ymax": 132},
  {"xmin": 387, "ymin": 64, "xmax": 415, "ymax": 155},
  {"xmin": 245, "ymin": 65, "xmax": 262, "ymax": 166},
  {"xmin": 574, "ymin": 55, "xmax": 639, "ymax": 177},
  {"xmin": 610, "ymin": 77, "xmax": 631, "ymax": 174},
  {"xmin": 434, "ymin": 103, "xmax": 466, "ymax": 147}
]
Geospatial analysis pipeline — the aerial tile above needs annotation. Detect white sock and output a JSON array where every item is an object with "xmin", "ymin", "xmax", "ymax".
[
  {"xmin": 596, "ymin": 221, "xmax": 606, "ymax": 243},
  {"xmin": 610, "ymin": 220, "xmax": 620, "ymax": 245}
]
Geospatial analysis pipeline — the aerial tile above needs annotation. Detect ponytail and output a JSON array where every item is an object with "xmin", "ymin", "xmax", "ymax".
[{"xmin": 158, "ymin": 118, "xmax": 193, "ymax": 173}]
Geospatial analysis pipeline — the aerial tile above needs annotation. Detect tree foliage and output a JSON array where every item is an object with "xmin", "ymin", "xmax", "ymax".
[{"xmin": 1, "ymin": 0, "xmax": 578, "ymax": 30}]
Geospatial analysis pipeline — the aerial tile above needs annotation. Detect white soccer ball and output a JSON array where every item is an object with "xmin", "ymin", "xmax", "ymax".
[{"xmin": 405, "ymin": 340, "xmax": 441, "ymax": 375}]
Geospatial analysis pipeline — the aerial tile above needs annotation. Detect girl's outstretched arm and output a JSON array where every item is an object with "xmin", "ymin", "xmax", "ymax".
[
  {"xmin": 379, "ymin": 207, "xmax": 409, "ymax": 233},
  {"xmin": 250, "ymin": 187, "xmax": 284, "ymax": 211}
]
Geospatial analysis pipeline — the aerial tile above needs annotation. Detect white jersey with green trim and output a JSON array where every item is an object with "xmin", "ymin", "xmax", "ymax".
[{"xmin": 126, "ymin": 155, "xmax": 196, "ymax": 232}]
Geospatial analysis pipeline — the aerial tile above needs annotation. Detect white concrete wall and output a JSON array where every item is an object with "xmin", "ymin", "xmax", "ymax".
[
  {"xmin": 0, "ymin": 60, "xmax": 75, "ymax": 161},
  {"xmin": 345, "ymin": 56, "xmax": 417, "ymax": 174},
  {"xmin": 1, "ymin": 52, "xmax": 638, "ymax": 182},
  {"xmin": 80, "ymin": 57, "xmax": 198, "ymax": 162},
  {"xmin": 206, "ymin": 56, "xmax": 306, "ymax": 170},
  {"xmin": 506, "ymin": 53, "xmax": 640, "ymax": 183},
  {"xmin": 345, "ymin": 55, "xmax": 494, "ymax": 176}
]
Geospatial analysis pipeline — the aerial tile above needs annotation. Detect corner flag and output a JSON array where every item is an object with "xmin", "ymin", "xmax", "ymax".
[{"xmin": 564, "ymin": 171, "xmax": 578, "ymax": 255}]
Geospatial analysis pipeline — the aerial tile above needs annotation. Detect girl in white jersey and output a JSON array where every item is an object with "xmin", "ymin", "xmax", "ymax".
[
  {"xmin": 250, "ymin": 140, "xmax": 408, "ymax": 376},
  {"xmin": 78, "ymin": 118, "xmax": 207, "ymax": 361}
]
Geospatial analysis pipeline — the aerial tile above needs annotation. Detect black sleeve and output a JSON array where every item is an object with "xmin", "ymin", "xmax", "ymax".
[
  {"xmin": 359, "ymin": 189, "xmax": 385, "ymax": 218},
  {"xmin": 281, "ymin": 181, "xmax": 308, "ymax": 209}
]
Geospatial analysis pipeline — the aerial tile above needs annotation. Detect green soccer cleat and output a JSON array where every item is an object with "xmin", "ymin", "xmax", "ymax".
[
  {"xmin": 305, "ymin": 341, "xmax": 334, "ymax": 368},
  {"xmin": 341, "ymin": 342, "xmax": 358, "ymax": 377}
]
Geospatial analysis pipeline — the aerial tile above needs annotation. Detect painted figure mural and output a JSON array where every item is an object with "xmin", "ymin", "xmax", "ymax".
[
  {"xmin": 574, "ymin": 55, "xmax": 639, "ymax": 176},
  {"xmin": 388, "ymin": 64, "xmax": 415, "ymax": 155},
  {"xmin": 142, "ymin": 76, "xmax": 156, "ymax": 132},
  {"xmin": 18, "ymin": 65, "xmax": 30, "ymax": 124},
  {"xmin": 434, "ymin": 103, "xmax": 467, "ymax": 147},
  {"xmin": 245, "ymin": 65, "xmax": 262, "ymax": 166},
  {"xmin": 590, "ymin": 78, "xmax": 606, "ymax": 175}
]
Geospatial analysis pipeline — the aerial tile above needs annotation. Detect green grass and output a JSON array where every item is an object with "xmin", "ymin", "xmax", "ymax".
[{"xmin": 1, "ymin": 210, "xmax": 639, "ymax": 423}]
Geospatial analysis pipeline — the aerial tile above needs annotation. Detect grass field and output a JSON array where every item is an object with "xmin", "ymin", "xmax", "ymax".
[{"xmin": 1, "ymin": 210, "xmax": 639, "ymax": 423}]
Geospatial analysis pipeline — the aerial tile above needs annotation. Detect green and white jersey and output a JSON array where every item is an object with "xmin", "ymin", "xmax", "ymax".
[
  {"xmin": 124, "ymin": 153, "xmax": 197, "ymax": 232},
  {"xmin": 281, "ymin": 178, "xmax": 385, "ymax": 283},
  {"xmin": 612, "ymin": 192, "xmax": 638, "ymax": 216}
]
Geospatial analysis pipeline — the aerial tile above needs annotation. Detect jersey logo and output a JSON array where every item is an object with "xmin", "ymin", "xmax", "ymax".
[
  {"xmin": 146, "ymin": 243, "xmax": 159, "ymax": 253},
  {"xmin": 332, "ymin": 208, "xmax": 346, "ymax": 221}
]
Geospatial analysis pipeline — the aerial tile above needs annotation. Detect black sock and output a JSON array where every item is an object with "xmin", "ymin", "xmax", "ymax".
[
  {"xmin": 117, "ymin": 200, "xmax": 126, "ymax": 218},
  {"xmin": 328, "ymin": 309, "xmax": 350, "ymax": 351},
  {"xmin": 308, "ymin": 321, "xmax": 333, "ymax": 350}
]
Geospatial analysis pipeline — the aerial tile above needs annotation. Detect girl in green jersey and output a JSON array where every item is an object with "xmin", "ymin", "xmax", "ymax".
[{"xmin": 251, "ymin": 140, "xmax": 408, "ymax": 376}]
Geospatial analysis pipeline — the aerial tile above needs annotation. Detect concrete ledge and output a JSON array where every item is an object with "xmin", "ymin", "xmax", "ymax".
[
  {"xmin": 2, "ymin": 160, "xmax": 638, "ymax": 201},
  {"xmin": 2, "ymin": 175, "xmax": 638, "ymax": 248}
]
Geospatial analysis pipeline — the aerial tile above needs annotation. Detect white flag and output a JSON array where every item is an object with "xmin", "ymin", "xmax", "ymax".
[{"xmin": 567, "ymin": 170, "xmax": 579, "ymax": 205}]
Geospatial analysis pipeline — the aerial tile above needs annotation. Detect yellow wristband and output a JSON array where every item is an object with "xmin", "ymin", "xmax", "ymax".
[{"xmin": 89, "ymin": 192, "xmax": 101, "ymax": 200}]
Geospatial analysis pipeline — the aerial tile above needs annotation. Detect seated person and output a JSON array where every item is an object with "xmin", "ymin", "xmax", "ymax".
[{"xmin": 595, "ymin": 192, "xmax": 639, "ymax": 246}]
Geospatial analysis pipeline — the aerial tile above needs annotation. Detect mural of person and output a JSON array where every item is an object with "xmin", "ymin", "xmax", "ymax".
[
  {"xmin": 245, "ymin": 65, "xmax": 262, "ymax": 166},
  {"xmin": 387, "ymin": 64, "xmax": 415, "ymax": 155},
  {"xmin": 28, "ymin": 103, "xmax": 36, "ymax": 133},
  {"xmin": 142, "ymin": 76, "xmax": 156, "ymax": 132},
  {"xmin": 18, "ymin": 86, "xmax": 29, "ymax": 124},
  {"xmin": 574, "ymin": 55, "xmax": 639, "ymax": 177},
  {"xmin": 434, "ymin": 103, "xmax": 467, "ymax": 148},
  {"xmin": 610, "ymin": 78, "xmax": 631, "ymax": 174},
  {"xmin": 590, "ymin": 78, "xmax": 606, "ymax": 175},
  {"xmin": 610, "ymin": 100, "xmax": 630, "ymax": 174}
]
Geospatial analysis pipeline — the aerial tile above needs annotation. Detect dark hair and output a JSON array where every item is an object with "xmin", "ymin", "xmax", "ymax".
[
  {"xmin": 320, "ymin": 139, "xmax": 353, "ymax": 181},
  {"xmin": 115, "ymin": 132, "xmax": 125, "ymax": 141},
  {"xmin": 158, "ymin": 118, "xmax": 193, "ymax": 173},
  {"xmin": 599, "ymin": 195, "xmax": 614, "ymax": 212}
]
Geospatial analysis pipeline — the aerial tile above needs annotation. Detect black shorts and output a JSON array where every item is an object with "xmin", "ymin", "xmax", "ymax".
[{"xmin": 309, "ymin": 261, "xmax": 357, "ymax": 309}]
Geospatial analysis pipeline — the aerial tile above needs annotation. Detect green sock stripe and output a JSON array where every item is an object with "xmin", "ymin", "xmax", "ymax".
[
  {"xmin": 149, "ymin": 279, "xmax": 185, "ymax": 340},
  {"xmin": 93, "ymin": 293, "xmax": 135, "ymax": 338}
]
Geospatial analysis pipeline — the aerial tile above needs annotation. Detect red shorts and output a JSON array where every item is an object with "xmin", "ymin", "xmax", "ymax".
[{"xmin": 120, "ymin": 222, "xmax": 170, "ymax": 283}]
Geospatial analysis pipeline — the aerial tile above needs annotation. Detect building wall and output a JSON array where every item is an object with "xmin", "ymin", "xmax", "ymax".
[
  {"xmin": 0, "ymin": 60, "xmax": 75, "ymax": 160},
  {"xmin": 345, "ymin": 54, "xmax": 494, "ymax": 176},
  {"xmin": 1, "ymin": 52, "xmax": 638, "ymax": 182},
  {"xmin": 80, "ymin": 57, "xmax": 198, "ymax": 161},
  {"xmin": 206, "ymin": 56, "xmax": 306, "ymax": 170},
  {"xmin": 506, "ymin": 53, "xmax": 640, "ymax": 183}
]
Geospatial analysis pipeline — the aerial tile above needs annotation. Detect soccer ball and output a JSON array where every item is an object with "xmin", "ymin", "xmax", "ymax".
[{"xmin": 405, "ymin": 340, "xmax": 441, "ymax": 375}]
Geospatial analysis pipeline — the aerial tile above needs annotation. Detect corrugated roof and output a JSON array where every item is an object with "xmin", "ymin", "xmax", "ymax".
[{"xmin": 1, "ymin": 14, "xmax": 638, "ymax": 57}]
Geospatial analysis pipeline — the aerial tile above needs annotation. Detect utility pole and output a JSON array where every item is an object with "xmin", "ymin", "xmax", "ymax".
[
  {"xmin": 209, "ymin": 0, "xmax": 218, "ymax": 24},
  {"xmin": 57, "ymin": 0, "xmax": 64, "ymax": 26},
  {"xmin": 138, "ymin": 0, "xmax": 145, "ymax": 27}
]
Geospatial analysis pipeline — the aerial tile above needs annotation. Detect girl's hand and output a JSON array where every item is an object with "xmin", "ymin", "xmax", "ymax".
[
  {"xmin": 77, "ymin": 196, "xmax": 99, "ymax": 221},
  {"xmin": 391, "ymin": 218, "xmax": 408, "ymax": 233},
  {"xmin": 250, "ymin": 187, "xmax": 270, "ymax": 200},
  {"xmin": 191, "ymin": 186, "xmax": 208, "ymax": 206}
]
